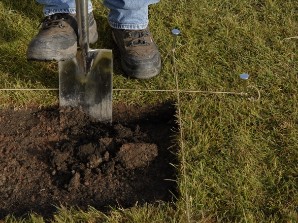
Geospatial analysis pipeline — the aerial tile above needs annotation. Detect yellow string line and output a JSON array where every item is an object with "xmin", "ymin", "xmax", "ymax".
[
  {"xmin": 0, "ymin": 88, "xmax": 60, "ymax": 91},
  {"xmin": 0, "ymin": 88, "xmax": 248, "ymax": 96},
  {"xmin": 172, "ymin": 46, "xmax": 192, "ymax": 222},
  {"xmin": 283, "ymin": 36, "xmax": 298, "ymax": 40}
]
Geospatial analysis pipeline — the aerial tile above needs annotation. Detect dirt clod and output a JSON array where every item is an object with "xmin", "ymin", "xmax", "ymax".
[
  {"xmin": 117, "ymin": 143, "xmax": 158, "ymax": 169},
  {"xmin": 68, "ymin": 172, "xmax": 81, "ymax": 191}
]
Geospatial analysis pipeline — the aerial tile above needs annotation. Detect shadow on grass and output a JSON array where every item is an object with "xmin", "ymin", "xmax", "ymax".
[
  {"xmin": 1, "ymin": 0, "xmax": 43, "ymax": 20},
  {"xmin": 0, "ymin": 47, "xmax": 58, "ymax": 89}
]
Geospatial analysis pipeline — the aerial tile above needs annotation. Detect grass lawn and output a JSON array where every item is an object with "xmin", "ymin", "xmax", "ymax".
[{"xmin": 1, "ymin": 0, "xmax": 297, "ymax": 222}]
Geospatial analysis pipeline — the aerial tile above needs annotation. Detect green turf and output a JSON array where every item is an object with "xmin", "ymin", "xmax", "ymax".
[{"xmin": 1, "ymin": 0, "xmax": 297, "ymax": 222}]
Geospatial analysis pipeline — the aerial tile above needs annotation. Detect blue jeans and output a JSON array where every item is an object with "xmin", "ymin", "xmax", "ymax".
[{"xmin": 36, "ymin": 0, "xmax": 160, "ymax": 30}]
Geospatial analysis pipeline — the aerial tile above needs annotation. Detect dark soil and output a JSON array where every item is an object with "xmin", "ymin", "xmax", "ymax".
[{"xmin": 0, "ymin": 103, "xmax": 178, "ymax": 219}]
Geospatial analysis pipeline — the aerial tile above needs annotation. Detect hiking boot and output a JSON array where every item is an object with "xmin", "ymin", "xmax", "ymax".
[
  {"xmin": 112, "ymin": 27, "xmax": 161, "ymax": 79},
  {"xmin": 27, "ymin": 13, "xmax": 98, "ymax": 61}
]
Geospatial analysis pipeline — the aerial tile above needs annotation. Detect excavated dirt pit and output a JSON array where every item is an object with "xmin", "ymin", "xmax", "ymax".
[{"xmin": 0, "ymin": 103, "xmax": 178, "ymax": 219}]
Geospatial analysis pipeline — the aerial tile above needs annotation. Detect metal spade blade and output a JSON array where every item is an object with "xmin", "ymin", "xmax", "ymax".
[
  {"xmin": 58, "ymin": 0, "xmax": 113, "ymax": 122},
  {"xmin": 59, "ymin": 49, "xmax": 112, "ymax": 122}
]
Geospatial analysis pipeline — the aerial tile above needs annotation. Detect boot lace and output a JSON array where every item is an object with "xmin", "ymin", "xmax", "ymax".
[
  {"xmin": 40, "ymin": 13, "xmax": 68, "ymax": 29},
  {"xmin": 126, "ymin": 30, "xmax": 150, "ymax": 47}
]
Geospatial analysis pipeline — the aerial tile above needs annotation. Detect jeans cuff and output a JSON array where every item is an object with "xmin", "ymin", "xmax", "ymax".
[
  {"xmin": 44, "ymin": 7, "xmax": 93, "ymax": 16},
  {"xmin": 108, "ymin": 21, "xmax": 148, "ymax": 30}
]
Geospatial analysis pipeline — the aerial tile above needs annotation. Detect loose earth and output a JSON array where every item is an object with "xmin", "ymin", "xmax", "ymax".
[{"xmin": 0, "ymin": 103, "xmax": 177, "ymax": 219}]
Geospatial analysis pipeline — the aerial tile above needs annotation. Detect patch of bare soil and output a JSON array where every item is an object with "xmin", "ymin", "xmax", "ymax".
[{"xmin": 0, "ymin": 103, "xmax": 178, "ymax": 219}]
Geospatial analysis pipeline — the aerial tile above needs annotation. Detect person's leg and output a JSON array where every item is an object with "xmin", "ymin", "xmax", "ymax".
[
  {"xmin": 27, "ymin": 0, "xmax": 97, "ymax": 61},
  {"xmin": 104, "ymin": 0, "xmax": 161, "ymax": 79},
  {"xmin": 103, "ymin": 0, "xmax": 159, "ymax": 30},
  {"xmin": 36, "ymin": 0, "xmax": 92, "ymax": 16}
]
